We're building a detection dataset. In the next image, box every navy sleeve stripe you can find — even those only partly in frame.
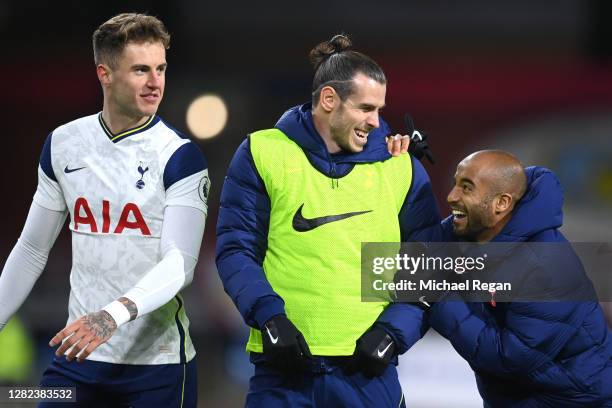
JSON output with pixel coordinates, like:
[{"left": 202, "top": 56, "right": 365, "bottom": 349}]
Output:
[
  {"left": 163, "top": 142, "right": 207, "bottom": 190},
  {"left": 40, "top": 132, "right": 56, "bottom": 182}
]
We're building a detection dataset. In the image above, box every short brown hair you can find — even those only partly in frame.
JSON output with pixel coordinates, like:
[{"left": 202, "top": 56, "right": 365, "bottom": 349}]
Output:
[{"left": 93, "top": 13, "right": 170, "bottom": 68}]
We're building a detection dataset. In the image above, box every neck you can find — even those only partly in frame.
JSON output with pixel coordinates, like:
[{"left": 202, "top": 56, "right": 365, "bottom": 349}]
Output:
[
  {"left": 311, "top": 106, "right": 340, "bottom": 154},
  {"left": 101, "top": 101, "right": 149, "bottom": 135},
  {"left": 476, "top": 212, "right": 512, "bottom": 242}
]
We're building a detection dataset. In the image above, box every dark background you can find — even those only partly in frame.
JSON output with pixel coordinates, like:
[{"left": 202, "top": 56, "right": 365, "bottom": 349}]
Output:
[{"left": 1, "top": 1, "right": 611, "bottom": 406}]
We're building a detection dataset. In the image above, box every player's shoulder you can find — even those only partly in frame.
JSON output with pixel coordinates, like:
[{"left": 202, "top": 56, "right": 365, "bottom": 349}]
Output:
[
  {"left": 157, "top": 118, "right": 208, "bottom": 188},
  {"left": 49, "top": 113, "right": 99, "bottom": 142},
  {"left": 153, "top": 117, "right": 206, "bottom": 160},
  {"left": 52, "top": 113, "right": 98, "bottom": 134},
  {"left": 152, "top": 117, "right": 191, "bottom": 143}
]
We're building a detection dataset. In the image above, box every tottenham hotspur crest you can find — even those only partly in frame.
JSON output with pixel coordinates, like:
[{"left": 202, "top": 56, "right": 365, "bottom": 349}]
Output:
[{"left": 136, "top": 162, "right": 149, "bottom": 189}]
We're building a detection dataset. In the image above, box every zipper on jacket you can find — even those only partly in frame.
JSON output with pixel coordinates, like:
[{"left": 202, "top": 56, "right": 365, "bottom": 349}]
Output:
[{"left": 330, "top": 163, "right": 339, "bottom": 189}]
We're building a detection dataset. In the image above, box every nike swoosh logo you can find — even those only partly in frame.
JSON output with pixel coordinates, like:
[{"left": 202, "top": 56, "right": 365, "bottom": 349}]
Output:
[
  {"left": 292, "top": 204, "right": 372, "bottom": 232},
  {"left": 418, "top": 296, "right": 431, "bottom": 308},
  {"left": 64, "top": 165, "right": 86, "bottom": 174},
  {"left": 265, "top": 326, "right": 279, "bottom": 344},
  {"left": 377, "top": 342, "right": 393, "bottom": 358}
]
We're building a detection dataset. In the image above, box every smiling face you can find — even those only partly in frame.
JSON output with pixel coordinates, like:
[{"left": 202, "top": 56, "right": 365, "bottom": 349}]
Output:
[
  {"left": 447, "top": 157, "right": 499, "bottom": 241},
  {"left": 325, "top": 72, "right": 386, "bottom": 153},
  {"left": 446, "top": 151, "right": 526, "bottom": 242},
  {"left": 102, "top": 41, "right": 167, "bottom": 120}
]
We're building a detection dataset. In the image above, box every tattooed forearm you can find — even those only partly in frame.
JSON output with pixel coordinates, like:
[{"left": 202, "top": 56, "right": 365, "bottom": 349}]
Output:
[
  {"left": 83, "top": 311, "right": 117, "bottom": 341},
  {"left": 118, "top": 297, "right": 138, "bottom": 321}
]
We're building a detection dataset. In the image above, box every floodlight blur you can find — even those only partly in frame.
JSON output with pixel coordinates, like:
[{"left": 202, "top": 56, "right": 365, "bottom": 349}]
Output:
[{"left": 186, "top": 94, "right": 228, "bottom": 139}]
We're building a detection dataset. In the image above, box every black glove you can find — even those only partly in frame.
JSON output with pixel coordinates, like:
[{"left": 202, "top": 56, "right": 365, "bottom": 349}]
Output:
[
  {"left": 345, "top": 325, "right": 396, "bottom": 378},
  {"left": 262, "top": 314, "right": 313, "bottom": 373},
  {"left": 405, "top": 114, "right": 435, "bottom": 164}
]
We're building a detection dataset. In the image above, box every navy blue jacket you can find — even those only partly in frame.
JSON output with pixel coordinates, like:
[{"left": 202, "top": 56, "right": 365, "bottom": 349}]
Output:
[
  {"left": 216, "top": 103, "right": 440, "bottom": 354},
  {"left": 428, "top": 167, "right": 612, "bottom": 407}
]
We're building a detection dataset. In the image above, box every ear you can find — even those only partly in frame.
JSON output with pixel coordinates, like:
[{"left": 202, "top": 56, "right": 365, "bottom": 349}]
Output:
[
  {"left": 96, "top": 64, "right": 112, "bottom": 87},
  {"left": 319, "top": 86, "right": 338, "bottom": 113},
  {"left": 495, "top": 193, "right": 513, "bottom": 214}
]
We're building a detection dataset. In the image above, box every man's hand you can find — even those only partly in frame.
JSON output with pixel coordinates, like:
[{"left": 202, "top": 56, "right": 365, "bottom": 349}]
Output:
[
  {"left": 262, "top": 314, "right": 313, "bottom": 374},
  {"left": 386, "top": 134, "right": 410, "bottom": 157},
  {"left": 345, "top": 325, "right": 396, "bottom": 378},
  {"left": 49, "top": 310, "right": 117, "bottom": 363},
  {"left": 405, "top": 114, "right": 435, "bottom": 164}
]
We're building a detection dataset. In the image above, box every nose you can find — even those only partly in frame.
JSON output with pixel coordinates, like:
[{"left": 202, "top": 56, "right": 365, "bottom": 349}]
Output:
[
  {"left": 147, "top": 71, "right": 162, "bottom": 88},
  {"left": 447, "top": 186, "right": 460, "bottom": 205},
  {"left": 366, "top": 112, "right": 380, "bottom": 129}
]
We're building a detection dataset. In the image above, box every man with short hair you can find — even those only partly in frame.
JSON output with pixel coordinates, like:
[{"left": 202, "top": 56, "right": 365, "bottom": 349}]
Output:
[
  {"left": 0, "top": 13, "right": 208, "bottom": 407},
  {"left": 216, "top": 34, "right": 439, "bottom": 407},
  {"left": 425, "top": 150, "right": 612, "bottom": 407}
]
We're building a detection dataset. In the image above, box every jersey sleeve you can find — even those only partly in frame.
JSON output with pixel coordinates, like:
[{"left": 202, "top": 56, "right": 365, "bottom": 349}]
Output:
[
  {"left": 163, "top": 142, "right": 209, "bottom": 214},
  {"left": 215, "top": 138, "right": 285, "bottom": 328},
  {"left": 32, "top": 133, "right": 67, "bottom": 212},
  {"left": 0, "top": 202, "right": 67, "bottom": 327},
  {"left": 105, "top": 205, "right": 206, "bottom": 326}
]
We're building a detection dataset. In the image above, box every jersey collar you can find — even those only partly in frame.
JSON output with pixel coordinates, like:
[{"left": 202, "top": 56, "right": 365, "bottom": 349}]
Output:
[{"left": 98, "top": 113, "right": 160, "bottom": 143}]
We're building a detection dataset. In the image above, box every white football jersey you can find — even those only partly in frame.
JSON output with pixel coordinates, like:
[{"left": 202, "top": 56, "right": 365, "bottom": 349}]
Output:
[{"left": 33, "top": 113, "right": 208, "bottom": 365}]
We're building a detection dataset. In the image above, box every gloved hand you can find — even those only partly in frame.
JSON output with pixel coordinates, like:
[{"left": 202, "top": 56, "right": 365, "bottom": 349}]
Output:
[
  {"left": 405, "top": 114, "right": 435, "bottom": 164},
  {"left": 262, "top": 314, "right": 313, "bottom": 373},
  {"left": 345, "top": 325, "right": 396, "bottom": 378}
]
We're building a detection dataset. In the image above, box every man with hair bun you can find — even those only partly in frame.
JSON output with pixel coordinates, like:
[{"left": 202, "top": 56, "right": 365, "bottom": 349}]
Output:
[
  {"left": 216, "top": 34, "right": 439, "bottom": 407},
  {"left": 0, "top": 13, "right": 208, "bottom": 407}
]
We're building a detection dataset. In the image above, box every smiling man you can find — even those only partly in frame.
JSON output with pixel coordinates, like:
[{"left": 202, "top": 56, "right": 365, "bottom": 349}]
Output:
[
  {"left": 216, "top": 34, "right": 439, "bottom": 407},
  {"left": 448, "top": 150, "right": 526, "bottom": 243},
  {"left": 0, "top": 13, "right": 208, "bottom": 407},
  {"left": 422, "top": 150, "right": 612, "bottom": 407}
]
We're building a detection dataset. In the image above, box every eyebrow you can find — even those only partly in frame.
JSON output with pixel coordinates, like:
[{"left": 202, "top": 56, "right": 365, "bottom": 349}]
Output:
[
  {"left": 358, "top": 103, "right": 385, "bottom": 110},
  {"left": 131, "top": 63, "right": 168, "bottom": 70},
  {"left": 458, "top": 177, "right": 475, "bottom": 186}
]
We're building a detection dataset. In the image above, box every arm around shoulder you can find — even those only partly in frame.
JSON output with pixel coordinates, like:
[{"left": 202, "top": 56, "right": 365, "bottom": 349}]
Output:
[{"left": 399, "top": 156, "right": 442, "bottom": 242}]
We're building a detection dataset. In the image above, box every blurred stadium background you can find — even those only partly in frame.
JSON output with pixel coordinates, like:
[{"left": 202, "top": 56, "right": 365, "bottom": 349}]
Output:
[{"left": 1, "top": 1, "right": 611, "bottom": 406}]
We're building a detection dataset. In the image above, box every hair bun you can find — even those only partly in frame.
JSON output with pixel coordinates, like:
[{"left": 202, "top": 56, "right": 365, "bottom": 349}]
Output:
[
  {"left": 309, "top": 33, "right": 352, "bottom": 70},
  {"left": 329, "top": 34, "right": 352, "bottom": 52}
]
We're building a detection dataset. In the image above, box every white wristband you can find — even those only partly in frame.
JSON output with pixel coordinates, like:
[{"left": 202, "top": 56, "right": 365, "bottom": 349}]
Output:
[{"left": 102, "top": 300, "right": 131, "bottom": 327}]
